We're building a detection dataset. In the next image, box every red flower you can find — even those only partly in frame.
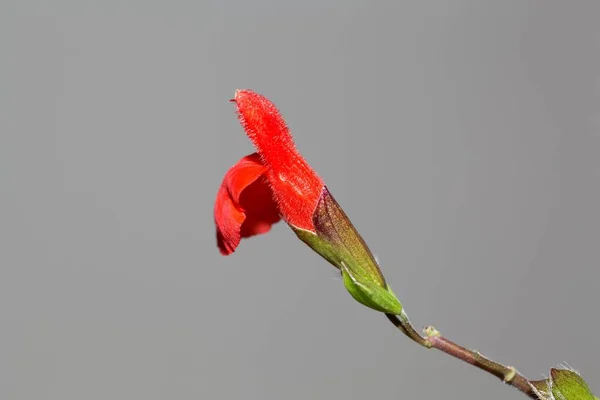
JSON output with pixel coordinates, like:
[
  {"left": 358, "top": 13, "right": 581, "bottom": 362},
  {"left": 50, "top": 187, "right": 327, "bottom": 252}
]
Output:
[
  {"left": 214, "top": 89, "right": 324, "bottom": 255},
  {"left": 214, "top": 89, "right": 402, "bottom": 314}
]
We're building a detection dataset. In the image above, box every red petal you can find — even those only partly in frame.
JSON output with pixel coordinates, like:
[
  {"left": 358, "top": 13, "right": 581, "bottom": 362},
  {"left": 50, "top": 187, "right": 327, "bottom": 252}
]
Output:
[
  {"left": 233, "top": 90, "right": 324, "bottom": 232},
  {"left": 214, "top": 153, "right": 281, "bottom": 255}
]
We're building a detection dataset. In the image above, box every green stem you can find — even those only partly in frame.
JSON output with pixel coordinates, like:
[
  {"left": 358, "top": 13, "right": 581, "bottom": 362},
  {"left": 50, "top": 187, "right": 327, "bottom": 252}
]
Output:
[{"left": 385, "top": 312, "right": 538, "bottom": 399}]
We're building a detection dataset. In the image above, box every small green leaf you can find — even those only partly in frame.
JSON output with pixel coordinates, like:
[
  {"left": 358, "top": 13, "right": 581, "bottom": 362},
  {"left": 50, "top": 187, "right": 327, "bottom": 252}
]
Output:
[{"left": 550, "top": 368, "right": 595, "bottom": 400}]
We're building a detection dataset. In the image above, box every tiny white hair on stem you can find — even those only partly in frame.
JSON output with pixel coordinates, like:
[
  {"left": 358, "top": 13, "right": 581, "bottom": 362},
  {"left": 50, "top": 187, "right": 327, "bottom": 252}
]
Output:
[{"left": 529, "top": 381, "right": 553, "bottom": 400}]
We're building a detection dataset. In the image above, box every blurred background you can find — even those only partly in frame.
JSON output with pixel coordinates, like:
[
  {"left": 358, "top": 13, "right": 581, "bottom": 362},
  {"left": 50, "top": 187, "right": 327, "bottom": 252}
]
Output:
[{"left": 1, "top": 1, "right": 599, "bottom": 399}]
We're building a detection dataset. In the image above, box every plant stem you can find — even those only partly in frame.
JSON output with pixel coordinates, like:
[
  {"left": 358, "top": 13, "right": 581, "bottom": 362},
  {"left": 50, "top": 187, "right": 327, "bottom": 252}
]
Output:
[{"left": 385, "top": 312, "right": 538, "bottom": 399}]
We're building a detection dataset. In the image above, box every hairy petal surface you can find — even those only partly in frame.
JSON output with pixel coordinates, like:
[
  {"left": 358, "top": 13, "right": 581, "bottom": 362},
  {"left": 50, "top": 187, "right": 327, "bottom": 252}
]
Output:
[{"left": 233, "top": 89, "right": 324, "bottom": 232}]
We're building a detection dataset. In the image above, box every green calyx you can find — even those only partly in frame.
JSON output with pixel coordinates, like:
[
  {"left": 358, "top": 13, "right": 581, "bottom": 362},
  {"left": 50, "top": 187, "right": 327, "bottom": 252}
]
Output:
[
  {"left": 291, "top": 186, "right": 402, "bottom": 315},
  {"left": 340, "top": 261, "right": 402, "bottom": 314}
]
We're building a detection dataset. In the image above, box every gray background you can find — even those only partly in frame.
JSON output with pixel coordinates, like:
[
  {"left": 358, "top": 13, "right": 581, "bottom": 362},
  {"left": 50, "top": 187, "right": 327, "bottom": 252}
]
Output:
[{"left": 1, "top": 1, "right": 599, "bottom": 399}]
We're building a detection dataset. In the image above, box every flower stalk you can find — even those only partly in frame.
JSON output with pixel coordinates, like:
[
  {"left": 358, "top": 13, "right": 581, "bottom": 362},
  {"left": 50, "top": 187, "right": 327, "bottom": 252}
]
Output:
[{"left": 385, "top": 312, "right": 538, "bottom": 399}]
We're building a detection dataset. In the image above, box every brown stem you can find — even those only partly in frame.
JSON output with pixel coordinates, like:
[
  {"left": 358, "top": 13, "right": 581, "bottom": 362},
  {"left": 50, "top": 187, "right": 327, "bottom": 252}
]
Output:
[{"left": 385, "top": 313, "right": 538, "bottom": 399}]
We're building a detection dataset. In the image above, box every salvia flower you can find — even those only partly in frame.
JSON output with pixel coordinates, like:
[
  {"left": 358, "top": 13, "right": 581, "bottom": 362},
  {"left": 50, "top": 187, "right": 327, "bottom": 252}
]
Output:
[{"left": 214, "top": 89, "right": 402, "bottom": 315}]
